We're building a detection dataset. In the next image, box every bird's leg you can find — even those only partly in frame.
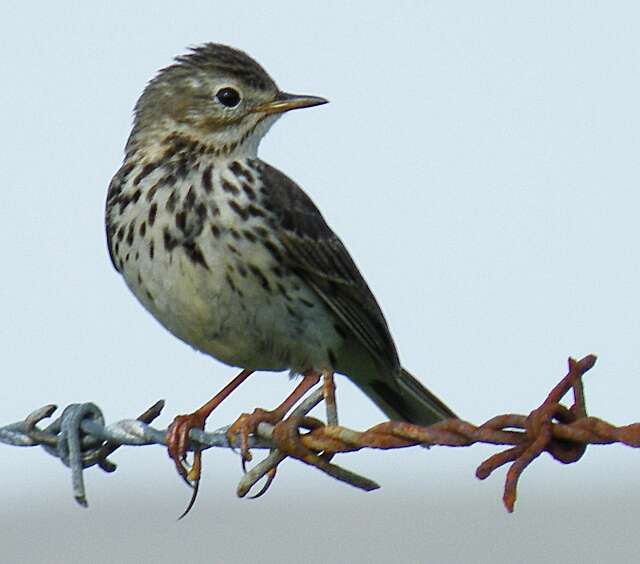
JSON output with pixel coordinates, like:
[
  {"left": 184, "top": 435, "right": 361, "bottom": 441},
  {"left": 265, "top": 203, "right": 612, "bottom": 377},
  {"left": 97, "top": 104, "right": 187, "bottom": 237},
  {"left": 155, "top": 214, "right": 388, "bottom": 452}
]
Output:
[
  {"left": 322, "top": 370, "right": 338, "bottom": 426},
  {"left": 167, "top": 368, "right": 254, "bottom": 484},
  {"left": 227, "top": 370, "right": 321, "bottom": 466}
]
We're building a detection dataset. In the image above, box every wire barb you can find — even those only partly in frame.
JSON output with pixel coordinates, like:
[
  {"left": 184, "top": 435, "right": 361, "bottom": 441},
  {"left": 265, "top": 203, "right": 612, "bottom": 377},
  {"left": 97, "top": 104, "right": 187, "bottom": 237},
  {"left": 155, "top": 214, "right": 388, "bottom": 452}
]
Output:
[{"left": 2, "top": 354, "right": 638, "bottom": 512}]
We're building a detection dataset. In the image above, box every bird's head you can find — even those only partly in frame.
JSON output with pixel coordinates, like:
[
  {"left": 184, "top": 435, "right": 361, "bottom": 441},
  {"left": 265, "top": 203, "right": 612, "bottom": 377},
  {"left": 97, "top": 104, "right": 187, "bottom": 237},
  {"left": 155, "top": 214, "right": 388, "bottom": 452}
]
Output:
[{"left": 127, "top": 43, "right": 327, "bottom": 158}]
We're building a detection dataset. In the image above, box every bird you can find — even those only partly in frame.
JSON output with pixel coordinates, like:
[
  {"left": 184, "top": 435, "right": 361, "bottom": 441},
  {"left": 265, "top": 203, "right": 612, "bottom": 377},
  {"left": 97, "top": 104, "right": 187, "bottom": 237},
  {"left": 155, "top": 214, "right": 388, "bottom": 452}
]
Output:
[{"left": 105, "top": 43, "right": 456, "bottom": 486}]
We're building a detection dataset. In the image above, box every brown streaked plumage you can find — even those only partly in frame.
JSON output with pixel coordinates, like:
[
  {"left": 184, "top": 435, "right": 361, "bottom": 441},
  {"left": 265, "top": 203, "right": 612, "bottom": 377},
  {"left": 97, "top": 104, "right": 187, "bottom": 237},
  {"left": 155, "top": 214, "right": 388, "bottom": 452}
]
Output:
[{"left": 106, "top": 43, "right": 456, "bottom": 492}]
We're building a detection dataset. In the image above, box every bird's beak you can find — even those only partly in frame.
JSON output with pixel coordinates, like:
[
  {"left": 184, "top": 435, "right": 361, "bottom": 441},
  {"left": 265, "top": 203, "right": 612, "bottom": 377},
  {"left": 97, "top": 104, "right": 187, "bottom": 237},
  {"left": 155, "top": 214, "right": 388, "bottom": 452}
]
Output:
[{"left": 251, "top": 92, "right": 329, "bottom": 115}]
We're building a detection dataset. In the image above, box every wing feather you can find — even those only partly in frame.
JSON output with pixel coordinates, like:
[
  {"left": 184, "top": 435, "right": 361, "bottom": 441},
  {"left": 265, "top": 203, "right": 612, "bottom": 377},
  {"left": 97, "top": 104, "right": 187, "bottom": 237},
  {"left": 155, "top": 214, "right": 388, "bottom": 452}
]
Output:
[{"left": 260, "top": 162, "right": 400, "bottom": 370}]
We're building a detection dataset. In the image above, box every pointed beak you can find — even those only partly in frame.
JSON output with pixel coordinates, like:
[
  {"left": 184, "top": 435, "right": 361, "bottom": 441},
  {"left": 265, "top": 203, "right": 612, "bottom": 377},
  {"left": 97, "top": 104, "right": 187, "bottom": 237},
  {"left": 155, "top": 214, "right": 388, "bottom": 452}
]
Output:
[{"left": 251, "top": 92, "right": 329, "bottom": 115}]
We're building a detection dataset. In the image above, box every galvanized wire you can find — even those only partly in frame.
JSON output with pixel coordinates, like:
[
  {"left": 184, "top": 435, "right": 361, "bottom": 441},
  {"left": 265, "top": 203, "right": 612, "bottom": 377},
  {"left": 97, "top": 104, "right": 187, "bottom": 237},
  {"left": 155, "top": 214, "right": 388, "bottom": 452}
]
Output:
[{"left": 0, "top": 395, "right": 284, "bottom": 506}]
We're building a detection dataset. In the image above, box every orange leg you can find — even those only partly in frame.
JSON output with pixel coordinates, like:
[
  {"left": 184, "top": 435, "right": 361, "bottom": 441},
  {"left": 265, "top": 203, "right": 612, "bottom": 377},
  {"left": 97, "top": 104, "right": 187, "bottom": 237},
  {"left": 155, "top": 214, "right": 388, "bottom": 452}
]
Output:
[
  {"left": 167, "top": 368, "right": 254, "bottom": 483},
  {"left": 227, "top": 370, "right": 321, "bottom": 465},
  {"left": 322, "top": 370, "right": 338, "bottom": 426}
]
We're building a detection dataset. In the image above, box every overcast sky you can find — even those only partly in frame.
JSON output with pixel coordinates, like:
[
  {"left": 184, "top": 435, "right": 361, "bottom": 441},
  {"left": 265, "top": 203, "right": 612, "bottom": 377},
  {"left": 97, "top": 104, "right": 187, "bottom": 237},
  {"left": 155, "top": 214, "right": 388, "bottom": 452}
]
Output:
[{"left": 2, "top": 2, "right": 640, "bottom": 563}]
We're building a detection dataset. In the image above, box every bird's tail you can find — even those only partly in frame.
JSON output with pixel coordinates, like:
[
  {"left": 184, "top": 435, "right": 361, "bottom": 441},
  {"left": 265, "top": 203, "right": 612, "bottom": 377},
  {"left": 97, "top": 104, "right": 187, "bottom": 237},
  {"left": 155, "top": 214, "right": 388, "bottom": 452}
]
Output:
[{"left": 359, "top": 367, "right": 456, "bottom": 426}]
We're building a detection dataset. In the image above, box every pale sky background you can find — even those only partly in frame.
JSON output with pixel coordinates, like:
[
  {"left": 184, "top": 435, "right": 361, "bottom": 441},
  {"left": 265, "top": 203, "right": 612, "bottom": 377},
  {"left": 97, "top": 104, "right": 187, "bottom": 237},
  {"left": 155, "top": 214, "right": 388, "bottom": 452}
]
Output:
[{"left": 2, "top": 2, "right": 640, "bottom": 563}]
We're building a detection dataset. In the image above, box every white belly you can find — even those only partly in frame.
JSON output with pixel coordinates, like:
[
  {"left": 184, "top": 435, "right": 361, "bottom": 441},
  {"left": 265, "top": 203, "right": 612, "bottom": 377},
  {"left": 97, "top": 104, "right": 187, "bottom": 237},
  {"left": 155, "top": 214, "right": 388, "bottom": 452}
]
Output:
[{"left": 121, "top": 213, "right": 341, "bottom": 374}]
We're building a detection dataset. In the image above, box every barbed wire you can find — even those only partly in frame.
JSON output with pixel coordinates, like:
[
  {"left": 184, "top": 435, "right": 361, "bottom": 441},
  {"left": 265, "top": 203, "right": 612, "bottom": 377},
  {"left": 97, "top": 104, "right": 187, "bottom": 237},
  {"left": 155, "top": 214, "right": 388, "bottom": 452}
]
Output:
[{"left": 2, "top": 354, "right": 638, "bottom": 512}]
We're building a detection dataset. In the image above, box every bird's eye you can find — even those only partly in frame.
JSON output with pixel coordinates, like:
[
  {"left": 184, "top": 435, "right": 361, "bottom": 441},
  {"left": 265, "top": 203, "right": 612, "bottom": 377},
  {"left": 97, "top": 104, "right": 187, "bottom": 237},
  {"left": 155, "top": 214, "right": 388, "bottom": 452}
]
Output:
[{"left": 215, "top": 87, "right": 241, "bottom": 108}]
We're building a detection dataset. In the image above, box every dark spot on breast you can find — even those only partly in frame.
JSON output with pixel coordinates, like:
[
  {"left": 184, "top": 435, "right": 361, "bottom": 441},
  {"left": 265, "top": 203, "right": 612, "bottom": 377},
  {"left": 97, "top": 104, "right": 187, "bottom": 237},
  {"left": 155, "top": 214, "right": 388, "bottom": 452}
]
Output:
[
  {"left": 262, "top": 240, "right": 282, "bottom": 261},
  {"left": 210, "top": 203, "right": 220, "bottom": 216},
  {"left": 118, "top": 162, "right": 135, "bottom": 182},
  {"left": 116, "top": 225, "right": 125, "bottom": 242},
  {"left": 149, "top": 239, "right": 155, "bottom": 259},
  {"left": 241, "top": 165, "right": 254, "bottom": 183},
  {"left": 149, "top": 203, "right": 158, "bottom": 226},
  {"left": 166, "top": 191, "right": 177, "bottom": 213},
  {"left": 222, "top": 179, "right": 240, "bottom": 195},
  {"left": 161, "top": 144, "right": 178, "bottom": 162},
  {"left": 254, "top": 226, "right": 269, "bottom": 239},
  {"left": 247, "top": 204, "right": 265, "bottom": 218},
  {"left": 126, "top": 221, "right": 136, "bottom": 246},
  {"left": 196, "top": 202, "right": 207, "bottom": 220},
  {"left": 146, "top": 180, "right": 161, "bottom": 202},
  {"left": 237, "top": 263, "right": 248, "bottom": 277},
  {"left": 241, "top": 182, "right": 256, "bottom": 201},
  {"left": 248, "top": 264, "right": 271, "bottom": 292},
  {"left": 230, "top": 161, "right": 243, "bottom": 177},
  {"left": 175, "top": 156, "right": 189, "bottom": 179},
  {"left": 139, "top": 221, "right": 146, "bottom": 237},
  {"left": 225, "top": 272, "right": 238, "bottom": 293},
  {"left": 183, "top": 241, "right": 209, "bottom": 270},
  {"left": 242, "top": 230, "right": 257, "bottom": 243},
  {"left": 145, "top": 289, "right": 154, "bottom": 302},
  {"left": 131, "top": 189, "right": 141, "bottom": 203},
  {"left": 230, "top": 161, "right": 256, "bottom": 183},
  {"left": 202, "top": 166, "right": 213, "bottom": 193},
  {"left": 227, "top": 243, "right": 240, "bottom": 256},
  {"left": 185, "top": 185, "right": 196, "bottom": 208},
  {"left": 118, "top": 194, "right": 131, "bottom": 214},
  {"left": 134, "top": 162, "right": 158, "bottom": 185},
  {"left": 230, "top": 228, "right": 242, "bottom": 240},
  {"left": 175, "top": 210, "right": 186, "bottom": 233},
  {"left": 228, "top": 200, "right": 249, "bottom": 221},
  {"left": 163, "top": 228, "right": 178, "bottom": 251},
  {"left": 166, "top": 133, "right": 187, "bottom": 152},
  {"left": 211, "top": 224, "right": 221, "bottom": 238}
]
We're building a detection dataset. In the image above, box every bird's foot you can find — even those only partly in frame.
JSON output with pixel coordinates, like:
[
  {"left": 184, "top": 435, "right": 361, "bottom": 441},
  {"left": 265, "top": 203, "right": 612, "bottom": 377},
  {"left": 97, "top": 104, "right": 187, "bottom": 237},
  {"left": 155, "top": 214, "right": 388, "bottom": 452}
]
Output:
[
  {"left": 166, "top": 411, "right": 207, "bottom": 485},
  {"left": 271, "top": 413, "right": 326, "bottom": 459},
  {"left": 227, "top": 407, "right": 284, "bottom": 468}
]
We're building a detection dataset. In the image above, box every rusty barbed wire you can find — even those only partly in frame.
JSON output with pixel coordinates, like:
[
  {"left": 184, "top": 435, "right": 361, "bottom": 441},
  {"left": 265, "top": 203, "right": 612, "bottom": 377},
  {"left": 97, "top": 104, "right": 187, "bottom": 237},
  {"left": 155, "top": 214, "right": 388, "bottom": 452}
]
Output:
[{"left": 2, "top": 354, "right": 638, "bottom": 512}]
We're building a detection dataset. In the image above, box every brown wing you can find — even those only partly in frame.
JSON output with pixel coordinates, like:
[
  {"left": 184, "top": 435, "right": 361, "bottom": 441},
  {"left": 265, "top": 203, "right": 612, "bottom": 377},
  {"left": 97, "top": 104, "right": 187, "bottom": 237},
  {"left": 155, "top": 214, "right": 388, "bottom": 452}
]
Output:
[{"left": 259, "top": 162, "right": 400, "bottom": 371}]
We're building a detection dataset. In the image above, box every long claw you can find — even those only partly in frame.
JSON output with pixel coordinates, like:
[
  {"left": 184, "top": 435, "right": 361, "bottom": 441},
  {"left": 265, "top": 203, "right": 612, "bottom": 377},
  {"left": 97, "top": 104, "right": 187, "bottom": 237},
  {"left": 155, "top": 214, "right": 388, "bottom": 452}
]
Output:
[
  {"left": 248, "top": 467, "right": 277, "bottom": 499},
  {"left": 178, "top": 476, "right": 201, "bottom": 520}
]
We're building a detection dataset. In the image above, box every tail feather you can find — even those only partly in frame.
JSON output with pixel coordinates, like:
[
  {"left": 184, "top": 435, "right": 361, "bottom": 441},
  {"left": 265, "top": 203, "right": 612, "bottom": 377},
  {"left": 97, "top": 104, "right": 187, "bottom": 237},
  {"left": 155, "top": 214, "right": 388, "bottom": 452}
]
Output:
[{"left": 362, "top": 368, "right": 456, "bottom": 426}]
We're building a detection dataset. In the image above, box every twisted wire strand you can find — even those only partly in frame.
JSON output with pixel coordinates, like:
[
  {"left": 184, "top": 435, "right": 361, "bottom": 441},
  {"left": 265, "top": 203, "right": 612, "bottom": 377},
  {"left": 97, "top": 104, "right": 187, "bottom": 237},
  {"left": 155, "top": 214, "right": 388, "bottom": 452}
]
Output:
[{"left": 2, "top": 354, "right": 638, "bottom": 512}]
